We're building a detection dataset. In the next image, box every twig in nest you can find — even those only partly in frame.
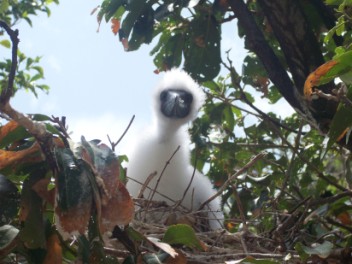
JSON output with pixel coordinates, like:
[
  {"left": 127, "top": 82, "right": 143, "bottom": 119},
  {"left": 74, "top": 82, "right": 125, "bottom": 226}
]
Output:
[
  {"left": 138, "top": 171, "right": 157, "bottom": 199},
  {"left": 174, "top": 158, "right": 197, "bottom": 210},
  {"left": 108, "top": 115, "right": 135, "bottom": 151}
]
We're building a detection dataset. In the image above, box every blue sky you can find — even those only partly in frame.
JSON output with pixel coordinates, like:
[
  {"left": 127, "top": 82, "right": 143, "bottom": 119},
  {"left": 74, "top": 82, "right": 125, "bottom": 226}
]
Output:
[{"left": 8, "top": 0, "right": 291, "bottom": 153}]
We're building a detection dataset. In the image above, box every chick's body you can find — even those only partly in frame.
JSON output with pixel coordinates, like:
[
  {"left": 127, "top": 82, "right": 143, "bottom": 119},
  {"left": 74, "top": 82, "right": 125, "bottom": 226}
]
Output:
[{"left": 126, "top": 69, "right": 223, "bottom": 229}]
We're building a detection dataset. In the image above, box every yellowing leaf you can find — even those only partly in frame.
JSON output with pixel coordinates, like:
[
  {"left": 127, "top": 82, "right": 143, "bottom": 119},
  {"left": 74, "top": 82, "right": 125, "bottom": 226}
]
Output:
[
  {"left": 304, "top": 50, "right": 352, "bottom": 100},
  {"left": 304, "top": 60, "right": 338, "bottom": 99},
  {"left": 0, "top": 142, "right": 43, "bottom": 170},
  {"left": 0, "top": 39, "right": 11, "bottom": 48},
  {"left": 0, "top": 121, "right": 19, "bottom": 142},
  {"left": 111, "top": 18, "right": 120, "bottom": 35}
]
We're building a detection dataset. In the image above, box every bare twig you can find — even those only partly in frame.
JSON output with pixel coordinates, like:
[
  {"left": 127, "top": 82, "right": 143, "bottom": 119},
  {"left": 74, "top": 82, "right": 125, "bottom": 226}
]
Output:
[
  {"left": 231, "top": 184, "right": 247, "bottom": 230},
  {"left": 149, "top": 145, "right": 180, "bottom": 202},
  {"left": 137, "top": 171, "right": 158, "bottom": 199},
  {"left": 174, "top": 157, "right": 197, "bottom": 209},
  {"left": 108, "top": 115, "right": 135, "bottom": 151}
]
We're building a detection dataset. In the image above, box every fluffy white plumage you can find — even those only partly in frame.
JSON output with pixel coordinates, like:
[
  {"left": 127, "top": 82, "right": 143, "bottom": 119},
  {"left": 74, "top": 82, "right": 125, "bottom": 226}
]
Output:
[{"left": 126, "top": 69, "right": 223, "bottom": 229}]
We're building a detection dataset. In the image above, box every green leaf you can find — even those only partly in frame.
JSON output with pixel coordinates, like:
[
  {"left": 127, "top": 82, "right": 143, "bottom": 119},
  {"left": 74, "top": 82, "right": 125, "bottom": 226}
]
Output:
[
  {"left": 327, "top": 86, "right": 352, "bottom": 148},
  {"left": 128, "top": 6, "right": 154, "bottom": 51},
  {"left": 119, "top": 1, "right": 147, "bottom": 43},
  {"left": 0, "top": 225, "right": 19, "bottom": 250},
  {"left": 0, "top": 0, "right": 9, "bottom": 14},
  {"left": 234, "top": 257, "right": 281, "bottom": 263},
  {"left": 99, "top": 0, "right": 126, "bottom": 22},
  {"left": 20, "top": 173, "right": 47, "bottom": 249},
  {"left": 162, "top": 224, "right": 205, "bottom": 250},
  {"left": 0, "top": 39, "right": 11, "bottom": 48},
  {"left": 295, "top": 242, "right": 310, "bottom": 261},
  {"left": 153, "top": 33, "right": 184, "bottom": 69},
  {"left": 184, "top": 14, "right": 221, "bottom": 81}
]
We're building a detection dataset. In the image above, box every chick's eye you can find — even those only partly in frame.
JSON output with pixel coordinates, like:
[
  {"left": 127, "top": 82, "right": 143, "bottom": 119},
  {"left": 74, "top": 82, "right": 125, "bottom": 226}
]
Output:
[{"left": 160, "top": 90, "right": 168, "bottom": 102}]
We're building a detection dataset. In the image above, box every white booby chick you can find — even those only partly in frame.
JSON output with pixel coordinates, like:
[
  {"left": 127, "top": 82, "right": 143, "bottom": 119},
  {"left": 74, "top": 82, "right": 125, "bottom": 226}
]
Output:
[{"left": 126, "top": 69, "right": 223, "bottom": 229}]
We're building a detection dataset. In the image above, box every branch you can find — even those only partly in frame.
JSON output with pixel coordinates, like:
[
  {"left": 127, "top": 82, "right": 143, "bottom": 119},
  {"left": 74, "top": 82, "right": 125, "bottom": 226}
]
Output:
[
  {"left": 0, "top": 21, "right": 57, "bottom": 171},
  {"left": 108, "top": 115, "right": 135, "bottom": 151},
  {"left": 227, "top": 0, "right": 305, "bottom": 114},
  {"left": 0, "top": 20, "right": 19, "bottom": 104},
  {"left": 199, "top": 151, "right": 267, "bottom": 210}
]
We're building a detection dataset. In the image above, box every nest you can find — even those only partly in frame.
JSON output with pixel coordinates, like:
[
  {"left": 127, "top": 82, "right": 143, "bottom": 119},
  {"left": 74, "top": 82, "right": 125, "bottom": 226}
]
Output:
[{"left": 106, "top": 198, "right": 304, "bottom": 264}]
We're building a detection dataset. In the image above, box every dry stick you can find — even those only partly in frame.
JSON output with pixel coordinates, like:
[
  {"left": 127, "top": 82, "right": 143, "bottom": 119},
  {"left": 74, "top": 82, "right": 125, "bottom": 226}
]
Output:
[
  {"left": 174, "top": 158, "right": 197, "bottom": 209},
  {"left": 145, "top": 146, "right": 181, "bottom": 211},
  {"left": 231, "top": 184, "right": 247, "bottom": 230},
  {"left": 199, "top": 152, "right": 267, "bottom": 211},
  {"left": 108, "top": 114, "right": 135, "bottom": 152},
  {"left": 137, "top": 171, "right": 157, "bottom": 199},
  {"left": 127, "top": 176, "right": 179, "bottom": 204}
]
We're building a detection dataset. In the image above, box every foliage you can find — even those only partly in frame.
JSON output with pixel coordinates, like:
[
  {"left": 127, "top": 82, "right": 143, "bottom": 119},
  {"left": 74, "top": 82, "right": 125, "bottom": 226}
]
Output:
[
  {"left": 96, "top": 0, "right": 352, "bottom": 262},
  {"left": 1, "top": 0, "right": 352, "bottom": 263},
  {"left": 0, "top": 0, "right": 58, "bottom": 98},
  {"left": 97, "top": 0, "right": 222, "bottom": 81}
]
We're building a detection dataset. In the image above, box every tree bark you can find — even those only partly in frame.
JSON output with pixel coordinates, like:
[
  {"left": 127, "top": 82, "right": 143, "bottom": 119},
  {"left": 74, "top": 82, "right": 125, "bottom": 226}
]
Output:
[{"left": 228, "top": 0, "right": 341, "bottom": 137}]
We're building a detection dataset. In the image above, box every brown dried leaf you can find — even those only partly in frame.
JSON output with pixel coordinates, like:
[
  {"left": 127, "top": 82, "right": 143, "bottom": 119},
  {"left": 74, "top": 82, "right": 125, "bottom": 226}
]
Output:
[
  {"left": 165, "top": 249, "right": 187, "bottom": 264},
  {"left": 43, "top": 233, "right": 62, "bottom": 264},
  {"left": 32, "top": 178, "right": 55, "bottom": 205},
  {"left": 100, "top": 181, "right": 134, "bottom": 233},
  {"left": 55, "top": 202, "right": 91, "bottom": 240},
  {"left": 194, "top": 35, "right": 206, "bottom": 48}
]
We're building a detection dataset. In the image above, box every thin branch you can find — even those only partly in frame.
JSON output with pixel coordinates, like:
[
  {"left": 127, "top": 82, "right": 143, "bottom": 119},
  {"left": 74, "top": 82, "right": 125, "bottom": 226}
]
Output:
[
  {"left": 145, "top": 146, "right": 181, "bottom": 212},
  {"left": 108, "top": 114, "right": 135, "bottom": 151},
  {"left": 174, "top": 157, "right": 198, "bottom": 209},
  {"left": 0, "top": 20, "right": 19, "bottom": 104},
  {"left": 137, "top": 171, "right": 157, "bottom": 199},
  {"left": 199, "top": 151, "right": 267, "bottom": 210},
  {"left": 231, "top": 184, "right": 247, "bottom": 230}
]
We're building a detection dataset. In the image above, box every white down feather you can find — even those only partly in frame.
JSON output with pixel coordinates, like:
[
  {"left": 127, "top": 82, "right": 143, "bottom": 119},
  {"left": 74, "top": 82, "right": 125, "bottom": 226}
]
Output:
[{"left": 126, "top": 69, "right": 223, "bottom": 229}]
